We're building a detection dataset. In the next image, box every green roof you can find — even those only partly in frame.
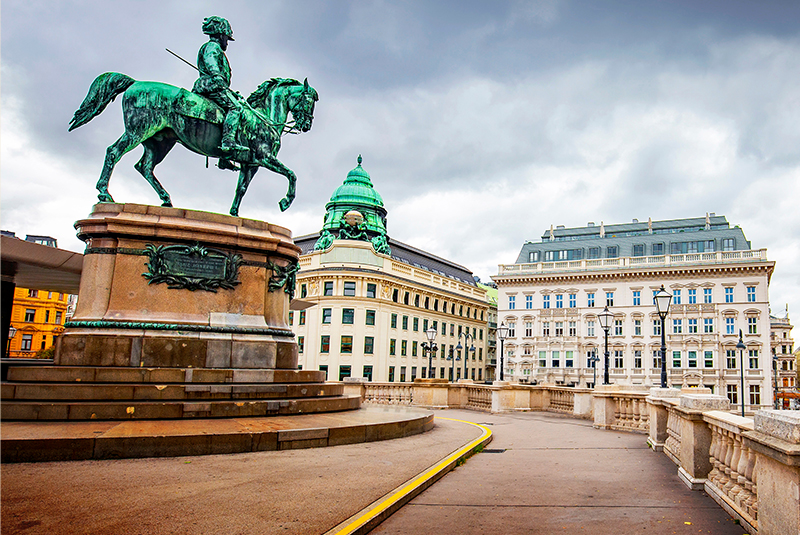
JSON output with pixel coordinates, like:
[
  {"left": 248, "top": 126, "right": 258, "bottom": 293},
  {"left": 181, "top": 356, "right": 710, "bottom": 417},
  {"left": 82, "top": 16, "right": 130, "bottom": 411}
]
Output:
[{"left": 327, "top": 155, "right": 384, "bottom": 208}]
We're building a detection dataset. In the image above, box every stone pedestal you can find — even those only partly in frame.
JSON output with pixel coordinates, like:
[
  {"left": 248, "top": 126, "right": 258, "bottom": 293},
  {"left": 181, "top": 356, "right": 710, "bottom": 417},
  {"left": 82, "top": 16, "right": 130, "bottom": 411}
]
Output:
[{"left": 56, "top": 203, "right": 301, "bottom": 369}]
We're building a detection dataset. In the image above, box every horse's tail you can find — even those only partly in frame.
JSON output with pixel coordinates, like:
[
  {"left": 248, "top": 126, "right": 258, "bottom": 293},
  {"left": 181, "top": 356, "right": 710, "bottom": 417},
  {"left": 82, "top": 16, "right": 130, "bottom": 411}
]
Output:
[{"left": 68, "top": 72, "right": 135, "bottom": 131}]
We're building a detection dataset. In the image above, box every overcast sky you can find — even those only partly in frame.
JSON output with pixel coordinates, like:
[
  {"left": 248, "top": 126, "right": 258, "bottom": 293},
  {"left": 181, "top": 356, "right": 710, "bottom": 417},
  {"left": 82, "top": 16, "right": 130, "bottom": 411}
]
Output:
[{"left": 2, "top": 0, "right": 799, "bottom": 318}]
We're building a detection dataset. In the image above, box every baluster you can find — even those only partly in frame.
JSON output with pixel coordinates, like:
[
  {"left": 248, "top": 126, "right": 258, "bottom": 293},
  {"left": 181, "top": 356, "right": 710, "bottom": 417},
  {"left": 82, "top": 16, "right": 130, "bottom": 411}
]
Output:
[
  {"left": 707, "top": 425, "right": 722, "bottom": 486},
  {"left": 716, "top": 431, "right": 732, "bottom": 490},
  {"left": 725, "top": 433, "right": 742, "bottom": 498},
  {"left": 746, "top": 451, "right": 757, "bottom": 520}
]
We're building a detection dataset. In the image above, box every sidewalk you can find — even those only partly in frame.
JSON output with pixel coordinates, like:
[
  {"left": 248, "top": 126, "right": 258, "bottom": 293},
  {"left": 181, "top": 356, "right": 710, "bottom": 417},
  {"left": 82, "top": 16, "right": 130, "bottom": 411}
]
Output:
[{"left": 372, "top": 410, "right": 746, "bottom": 535}]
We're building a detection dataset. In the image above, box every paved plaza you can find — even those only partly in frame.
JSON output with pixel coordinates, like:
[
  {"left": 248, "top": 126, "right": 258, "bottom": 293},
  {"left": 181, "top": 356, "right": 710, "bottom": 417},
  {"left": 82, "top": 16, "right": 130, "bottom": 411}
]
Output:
[{"left": 2, "top": 410, "right": 744, "bottom": 534}]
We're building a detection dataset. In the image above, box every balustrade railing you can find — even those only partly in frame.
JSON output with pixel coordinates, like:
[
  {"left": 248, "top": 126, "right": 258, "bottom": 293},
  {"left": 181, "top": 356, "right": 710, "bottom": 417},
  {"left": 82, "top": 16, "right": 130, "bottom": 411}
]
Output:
[
  {"left": 610, "top": 394, "right": 650, "bottom": 433},
  {"left": 465, "top": 385, "right": 492, "bottom": 412},
  {"left": 664, "top": 403, "right": 682, "bottom": 464},
  {"left": 548, "top": 388, "right": 574, "bottom": 413},
  {"left": 363, "top": 383, "right": 413, "bottom": 405}
]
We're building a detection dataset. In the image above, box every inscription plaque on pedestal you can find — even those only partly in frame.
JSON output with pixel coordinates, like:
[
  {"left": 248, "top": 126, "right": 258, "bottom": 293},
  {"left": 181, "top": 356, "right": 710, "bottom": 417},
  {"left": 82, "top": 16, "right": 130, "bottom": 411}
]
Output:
[{"left": 143, "top": 243, "right": 242, "bottom": 292}]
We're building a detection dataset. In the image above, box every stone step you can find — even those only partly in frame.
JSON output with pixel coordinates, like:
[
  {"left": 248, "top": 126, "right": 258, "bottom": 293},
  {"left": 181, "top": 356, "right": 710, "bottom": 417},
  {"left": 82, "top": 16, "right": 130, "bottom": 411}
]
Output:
[
  {"left": 1, "top": 382, "right": 344, "bottom": 402},
  {"left": 1, "top": 394, "right": 361, "bottom": 421},
  {"left": 5, "top": 366, "right": 325, "bottom": 385}
]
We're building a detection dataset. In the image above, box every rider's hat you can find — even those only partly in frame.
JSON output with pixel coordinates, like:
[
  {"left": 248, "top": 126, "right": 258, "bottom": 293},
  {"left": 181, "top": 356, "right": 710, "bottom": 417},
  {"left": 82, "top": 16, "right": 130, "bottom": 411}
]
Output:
[{"left": 202, "top": 16, "right": 234, "bottom": 41}]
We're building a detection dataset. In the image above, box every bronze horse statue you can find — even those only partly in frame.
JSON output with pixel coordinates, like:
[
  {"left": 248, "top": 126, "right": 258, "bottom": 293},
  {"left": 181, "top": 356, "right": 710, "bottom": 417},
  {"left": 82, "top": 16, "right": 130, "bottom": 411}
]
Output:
[{"left": 69, "top": 73, "right": 318, "bottom": 215}]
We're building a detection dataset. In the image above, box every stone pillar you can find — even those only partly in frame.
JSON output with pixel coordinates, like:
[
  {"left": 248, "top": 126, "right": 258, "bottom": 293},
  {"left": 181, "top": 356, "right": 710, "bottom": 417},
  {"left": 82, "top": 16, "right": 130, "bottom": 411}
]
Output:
[
  {"left": 572, "top": 391, "right": 593, "bottom": 419},
  {"left": 677, "top": 394, "right": 730, "bottom": 490},
  {"left": 592, "top": 385, "right": 620, "bottom": 430},
  {"left": 646, "top": 387, "right": 680, "bottom": 451},
  {"left": 744, "top": 410, "right": 800, "bottom": 535},
  {"left": 412, "top": 379, "right": 450, "bottom": 409}
]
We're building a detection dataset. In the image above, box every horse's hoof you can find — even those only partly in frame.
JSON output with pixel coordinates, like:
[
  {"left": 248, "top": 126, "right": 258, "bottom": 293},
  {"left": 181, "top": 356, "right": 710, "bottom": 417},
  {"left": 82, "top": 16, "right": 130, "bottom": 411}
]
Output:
[
  {"left": 161, "top": 201, "right": 173, "bottom": 207},
  {"left": 279, "top": 199, "right": 290, "bottom": 212},
  {"left": 230, "top": 208, "right": 239, "bottom": 217},
  {"left": 97, "top": 193, "right": 114, "bottom": 203}
]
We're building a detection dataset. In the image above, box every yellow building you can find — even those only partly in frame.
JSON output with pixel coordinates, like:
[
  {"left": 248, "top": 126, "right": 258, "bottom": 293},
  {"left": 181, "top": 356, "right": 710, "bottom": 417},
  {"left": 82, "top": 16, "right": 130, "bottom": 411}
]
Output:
[{"left": 8, "top": 287, "right": 71, "bottom": 358}]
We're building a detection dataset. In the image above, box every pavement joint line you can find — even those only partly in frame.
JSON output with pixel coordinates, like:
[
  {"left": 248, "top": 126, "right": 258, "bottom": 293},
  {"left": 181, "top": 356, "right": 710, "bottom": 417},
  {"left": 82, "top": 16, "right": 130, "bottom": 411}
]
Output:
[
  {"left": 324, "top": 416, "right": 492, "bottom": 535},
  {"left": 402, "top": 503, "right": 726, "bottom": 509}
]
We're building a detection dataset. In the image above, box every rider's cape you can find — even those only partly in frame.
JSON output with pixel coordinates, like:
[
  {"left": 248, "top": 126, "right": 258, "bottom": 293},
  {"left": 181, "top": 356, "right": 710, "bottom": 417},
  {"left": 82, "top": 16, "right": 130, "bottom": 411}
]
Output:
[{"left": 174, "top": 88, "right": 225, "bottom": 124}]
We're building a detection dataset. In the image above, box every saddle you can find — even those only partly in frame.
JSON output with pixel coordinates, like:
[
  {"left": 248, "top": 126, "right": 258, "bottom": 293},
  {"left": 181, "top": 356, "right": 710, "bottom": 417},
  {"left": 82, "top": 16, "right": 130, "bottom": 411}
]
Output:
[{"left": 174, "top": 88, "right": 226, "bottom": 124}]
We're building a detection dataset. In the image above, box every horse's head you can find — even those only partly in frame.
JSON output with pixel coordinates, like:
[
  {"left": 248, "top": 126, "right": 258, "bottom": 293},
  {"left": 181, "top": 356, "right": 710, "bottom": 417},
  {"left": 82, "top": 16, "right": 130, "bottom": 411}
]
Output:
[{"left": 287, "top": 78, "right": 318, "bottom": 132}]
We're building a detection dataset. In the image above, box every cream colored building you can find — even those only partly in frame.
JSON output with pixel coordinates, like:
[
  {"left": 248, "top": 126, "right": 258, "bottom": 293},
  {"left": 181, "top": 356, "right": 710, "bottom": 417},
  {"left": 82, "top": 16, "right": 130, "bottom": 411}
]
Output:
[
  {"left": 770, "top": 312, "right": 795, "bottom": 402},
  {"left": 291, "top": 157, "right": 488, "bottom": 383},
  {"left": 493, "top": 215, "right": 776, "bottom": 412}
]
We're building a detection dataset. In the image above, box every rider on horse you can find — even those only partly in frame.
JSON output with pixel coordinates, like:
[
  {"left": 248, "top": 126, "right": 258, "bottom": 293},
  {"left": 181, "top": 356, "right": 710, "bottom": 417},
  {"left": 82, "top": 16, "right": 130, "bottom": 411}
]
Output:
[{"left": 192, "top": 16, "right": 249, "bottom": 168}]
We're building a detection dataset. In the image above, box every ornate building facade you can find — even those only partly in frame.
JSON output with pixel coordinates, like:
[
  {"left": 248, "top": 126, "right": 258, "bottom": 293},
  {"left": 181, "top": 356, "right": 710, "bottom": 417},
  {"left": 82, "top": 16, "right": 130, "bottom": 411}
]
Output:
[
  {"left": 292, "top": 157, "right": 488, "bottom": 382},
  {"left": 493, "top": 215, "right": 776, "bottom": 412}
]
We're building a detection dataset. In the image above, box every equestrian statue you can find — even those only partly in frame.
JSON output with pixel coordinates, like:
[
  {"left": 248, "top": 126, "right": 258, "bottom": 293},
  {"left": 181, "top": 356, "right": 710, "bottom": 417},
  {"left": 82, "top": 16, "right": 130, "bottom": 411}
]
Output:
[{"left": 68, "top": 16, "right": 318, "bottom": 216}]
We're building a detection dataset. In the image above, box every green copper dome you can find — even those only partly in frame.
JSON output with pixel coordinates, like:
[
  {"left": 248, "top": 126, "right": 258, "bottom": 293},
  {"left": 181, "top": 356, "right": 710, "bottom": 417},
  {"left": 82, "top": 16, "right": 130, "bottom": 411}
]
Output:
[{"left": 327, "top": 155, "right": 385, "bottom": 208}]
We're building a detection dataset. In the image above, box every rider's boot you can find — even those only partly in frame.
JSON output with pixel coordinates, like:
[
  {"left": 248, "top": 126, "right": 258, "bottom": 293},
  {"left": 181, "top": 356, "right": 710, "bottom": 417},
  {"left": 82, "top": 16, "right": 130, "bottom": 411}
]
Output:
[{"left": 221, "top": 108, "right": 249, "bottom": 160}]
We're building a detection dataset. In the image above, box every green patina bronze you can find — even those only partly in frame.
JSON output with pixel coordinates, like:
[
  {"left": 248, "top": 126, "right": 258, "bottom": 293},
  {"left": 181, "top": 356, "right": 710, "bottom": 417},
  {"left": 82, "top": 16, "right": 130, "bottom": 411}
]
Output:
[
  {"left": 64, "top": 320, "right": 294, "bottom": 337},
  {"left": 68, "top": 16, "right": 319, "bottom": 216},
  {"left": 313, "top": 155, "right": 391, "bottom": 255},
  {"left": 266, "top": 260, "right": 300, "bottom": 300},
  {"left": 143, "top": 243, "right": 243, "bottom": 292}
]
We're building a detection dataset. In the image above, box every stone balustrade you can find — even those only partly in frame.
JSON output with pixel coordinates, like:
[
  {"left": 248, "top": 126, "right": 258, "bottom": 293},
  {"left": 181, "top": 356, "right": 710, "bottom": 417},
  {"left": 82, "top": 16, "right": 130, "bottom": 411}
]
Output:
[{"left": 592, "top": 385, "right": 651, "bottom": 434}]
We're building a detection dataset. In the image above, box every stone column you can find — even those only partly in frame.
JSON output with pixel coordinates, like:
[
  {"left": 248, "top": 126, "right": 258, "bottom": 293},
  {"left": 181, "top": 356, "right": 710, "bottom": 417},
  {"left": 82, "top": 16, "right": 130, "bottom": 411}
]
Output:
[
  {"left": 677, "top": 394, "right": 731, "bottom": 490},
  {"left": 646, "top": 387, "right": 680, "bottom": 451}
]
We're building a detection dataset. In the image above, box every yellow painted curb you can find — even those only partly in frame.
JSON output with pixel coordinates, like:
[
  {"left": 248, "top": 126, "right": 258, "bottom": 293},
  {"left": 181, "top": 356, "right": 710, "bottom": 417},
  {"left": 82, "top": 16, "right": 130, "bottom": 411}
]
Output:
[{"left": 325, "top": 416, "right": 493, "bottom": 535}]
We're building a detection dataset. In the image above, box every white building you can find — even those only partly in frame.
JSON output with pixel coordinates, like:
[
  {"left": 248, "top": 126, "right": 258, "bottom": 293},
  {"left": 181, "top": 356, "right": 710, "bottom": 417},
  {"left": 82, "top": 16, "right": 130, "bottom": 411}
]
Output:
[{"left": 493, "top": 215, "right": 776, "bottom": 412}]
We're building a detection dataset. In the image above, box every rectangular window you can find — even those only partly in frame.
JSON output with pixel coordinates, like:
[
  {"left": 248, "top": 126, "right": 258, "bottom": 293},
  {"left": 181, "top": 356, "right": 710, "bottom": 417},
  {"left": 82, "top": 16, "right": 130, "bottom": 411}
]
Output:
[
  {"left": 24, "top": 309, "right": 35, "bottom": 322},
  {"left": 339, "top": 365, "right": 351, "bottom": 381},
  {"left": 343, "top": 281, "right": 356, "bottom": 296},
  {"left": 423, "top": 319, "right": 429, "bottom": 331},
  {"left": 748, "top": 317, "right": 757, "bottom": 334},
  {"left": 633, "top": 244, "right": 645, "bottom": 257},
  {"left": 366, "top": 310, "right": 376, "bottom": 326},
  {"left": 726, "top": 349, "right": 736, "bottom": 369},
  {"left": 633, "top": 291, "right": 641, "bottom": 306},
  {"left": 569, "top": 321, "right": 577, "bottom": 336},
  {"left": 401, "top": 340, "right": 407, "bottom": 356},
  {"left": 634, "top": 319, "right": 642, "bottom": 336},
  {"left": 298, "top": 336, "right": 304, "bottom": 353},
  {"left": 402, "top": 316, "right": 409, "bottom": 330},
  {"left": 551, "top": 351, "right": 560, "bottom": 368},
  {"left": 324, "top": 281, "right": 334, "bottom": 296},
  {"left": 525, "top": 295, "right": 533, "bottom": 309},
  {"left": 688, "top": 351, "right": 697, "bottom": 368},
  {"left": 746, "top": 286, "right": 756, "bottom": 302},
  {"left": 652, "top": 243, "right": 664, "bottom": 256},
  {"left": 634, "top": 350, "right": 642, "bottom": 369},
  {"left": 587, "top": 293, "right": 595, "bottom": 307},
  {"left": 388, "top": 366, "right": 395, "bottom": 382},
  {"left": 653, "top": 320, "right": 662, "bottom": 336},
  {"left": 704, "top": 318, "right": 714, "bottom": 333},
  {"left": 614, "top": 351, "right": 624, "bottom": 369},
  {"left": 21, "top": 334, "right": 32, "bottom": 350},
  {"left": 653, "top": 351, "right": 662, "bottom": 368},
  {"left": 411, "top": 367, "right": 417, "bottom": 381},
  {"left": 301, "top": 284, "right": 308, "bottom": 298},
  {"left": 688, "top": 318, "right": 698, "bottom": 334},
  {"left": 508, "top": 322, "right": 516, "bottom": 337},
  {"left": 727, "top": 384, "right": 738, "bottom": 404},
  {"left": 704, "top": 288, "right": 712, "bottom": 304},
  {"left": 366, "top": 283, "right": 377, "bottom": 298},
  {"left": 673, "top": 289, "right": 681, "bottom": 305},
  {"left": 400, "top": 367, "right": 407, "bottom": 382},
  {"left": 555, "top": 322, "right": 564, "bottom": 336},
  {"left": 320, "top": 335, "right": 330, "bottom": 353},
  {"left": 342, "top": 308, "right": 355, "bottom": 324},
  {"left": 673, "top": 319, "right": 682, "bottom": 334},
  {"left": 391, "top": 313, "right": 398, "bottom": 328},
  {"left": 613, "top": 319, "right": 623, "bottom": 336},
  {"left": 555, "top": 294, "right": 563, "bottom": 309},
  {"left": 524, "top": 322, "right": 533, "bottom": 337},
  {"left": 725, "top": 317, "right": 735, "bottom": 335},
  {"left": 441, "top": 322, "right": 447, "bottom": 336},
  {"left": 341, "top": 336, "right": 353, "bottom": 353},
  {"left": 588, "top": 247, "right": 601, "bottom": 259},
  {"left": 673, "top": 351, "right": 681, "bottom": 368},
  {"left": 565, "top": 351, "right": 574, "bottom": 368},
  {"left": 299, "top": 311, "right": 306, "bottom": 325},
  {"left": 320, "top": 365, "right": 328, "bottom": 380},
  {"left": 412, "top": 341, "right": 418, "bottom": 357},
  {"left": 542, "top": 322, "right": 550, "bottom": 337},
  {"left": 606, "top": 246, "right": 618, "bottom": 258},
  {"left": 363, "top": 365, "right": 373, "bottom": 381},
  {"left": 322, "top": 308, "right": 332, "bottom": 324},
  {"left": 750, "top": 385, "right": 761, "bottom": 406},
  {"left": 389, "top": 339, "right": 396, "bottom": 355},
  {"left": 725, "top": 287, "right": 734, "bottom": 303},
  {"left": 704, "top": 351, "right": 713, "bottom": 368},
  {"left": 55, "top": 311, "right": 63, "bottom": 324},
  {"left": 508, "top": 295, "right": 516, "bottom": 310},
  {"left": 27, "top": 289, "right": 38, "bottom": 298},
  {"left": 543, "top": 295, "right": 550, "bottom": 309},
  {"left": 289, "top": 310, "right": 294, "bottom": 326},
  {"left": 606, "top": 292, "right": 614, "bottom": 306},
  {"left": 748, "top": 349, "right": 759, "bottom": 369},
  {"left": 539, "top": 351, "right": 547, "bottom": 368},
  {"left": 364, "top": 336, "right": 374, "bottom": 354},
  {"left": 45, "top": 310, "right": 50, "bottom": 323},
  {"left": 413, "top": 317, "right": 419, "bottom": 332},
  {"left": 450, "top": 324, "right": 454, "bottom": 336},
  {"left": 587, "top": 321, "right": 595, "bottom": 337},
  {"left": 688, "top": 289, "right": 697, "bottom": 304},
  {"left": 569, "top": 294, "right": 576, "bottom": 308}
]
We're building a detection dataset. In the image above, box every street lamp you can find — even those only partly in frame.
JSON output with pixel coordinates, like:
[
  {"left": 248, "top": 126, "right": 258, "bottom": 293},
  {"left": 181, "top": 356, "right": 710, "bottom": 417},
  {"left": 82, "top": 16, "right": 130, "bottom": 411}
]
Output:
[
  {"left": 496, "top": 322, "right": 509, "bottom": 381},
  {"left": 772, "top": 349, "right": 780, "bottom": 410},
  {"left": 598, "top": 306, "right": 613, "bottom": 385},
  {"left": 422, "top": 327, "right": 438, "bottom": 380},
  {"left": 445, "top": 346, "right": 461, "bottom": 382},
  {"left": 737, "top": 329, "right": 746, "bottom": 417},
  {"left": 588, "top": 350, "right": 599, "bottom": 388},
  {"left": 654, "top": 285, "right": 673, "bottom": 388},
  {"left": 7, "top": 326, "right": 17, "bottom": 358},
  {"left": 456, "top": 330, "right": 476, "bottom": 381}
]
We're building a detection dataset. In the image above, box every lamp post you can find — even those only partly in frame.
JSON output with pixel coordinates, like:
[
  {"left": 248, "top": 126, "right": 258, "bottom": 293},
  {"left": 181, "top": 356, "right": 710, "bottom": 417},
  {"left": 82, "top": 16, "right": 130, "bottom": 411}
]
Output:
[
  {"left": 456, "top": 330, "right": 475, "bottom": 381},
  {"left": 598, "top": 306, "right": 613, "bottom": 385},
  {"left": 654, "top": 285, "right": 673, "bottom": 388},
  {"left": 588, "top": 350, "right": 599, "bottom": 388},
  {"left": 421, "top": 327, "right": 438, "bottom": 380},
  {"left": 6, "top": 326, "right": 17, "bottom": 358},
  {"left": 446, "top": 346, "right": 460, "bottom": 382},
  {"left": 772, "top": 349, "right": 780, "bottom": 409},
  {"left": 496, "top": 322, "right": 509, "bottom": 381},
  {"left": 737, "top": 329, "right": 746, "bottom": 417}
]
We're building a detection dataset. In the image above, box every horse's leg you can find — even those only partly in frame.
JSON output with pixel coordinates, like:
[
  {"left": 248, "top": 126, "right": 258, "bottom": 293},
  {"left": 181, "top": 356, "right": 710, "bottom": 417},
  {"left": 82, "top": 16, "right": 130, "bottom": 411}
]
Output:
[
  {"left": 230, "top": 165, "right": 258, "bottom": 216},
  {"left": 135, "top": 137, "right": 177, "bottom": 206},
  {"left": 96, "top": 132, "right": 140, "bottom": 202},
  {"left": 256, "top": 156, "right": 297, "bottom": 212}
]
